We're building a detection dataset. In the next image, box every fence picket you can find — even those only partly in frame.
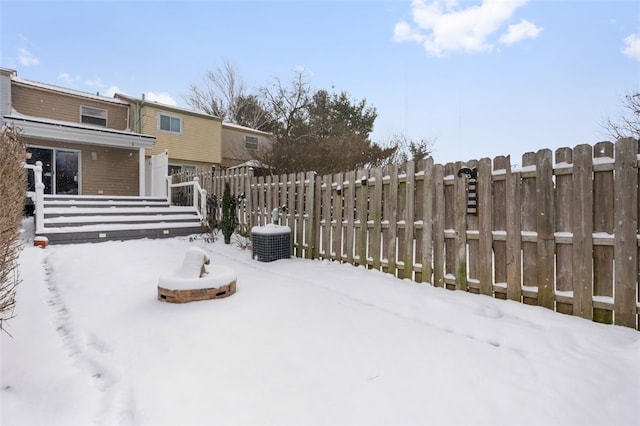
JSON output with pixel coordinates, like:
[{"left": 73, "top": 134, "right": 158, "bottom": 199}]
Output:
[
  {"left": 370, "top": 167, "right": 383, "bottom": 271},
  {"left": 614, "top": 138, "right": 638, "bottom": 327},
  {"left": 573, "top": 144, "right": 594, "bottom": 319},
  {"left": 554, "top": 147, "right": 574, "bottom": 315},
  {"left": 433, "top": 163, "right": 445, "bottom": 288},
  {"left": 521, "top": 152, "right": 538, "bottom": 305},
  {"left": 170, "top": 139, "right": 639, "bottom": 329},
  {"left": 536, "top": 149, "right": 555, "bottom": 309},
  {"left": 454, "top": 161, "right": 468, "bottom": 291},
  {"left": 492, "top": 156, "right": 508, "bottom": 299},
  {"left": 386, "top": 164, "right": 398, "bottom": 277},
  {"left": 505, "top": 158, "right": 522, "bottom": 302},
  {"left": 403, "top": 161, "right": 416, "bottom": 280},
  {"left": 477, "top": 158, "right": 493, "bottom": 296},
  {"left": 593, "top": 141, "right": 615, "bottom": 324}
]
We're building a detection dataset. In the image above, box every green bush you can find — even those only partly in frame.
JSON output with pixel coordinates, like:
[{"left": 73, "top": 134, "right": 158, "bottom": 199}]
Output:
[{"left": 221, "top": 183, "right": 238, "bottom": 245}]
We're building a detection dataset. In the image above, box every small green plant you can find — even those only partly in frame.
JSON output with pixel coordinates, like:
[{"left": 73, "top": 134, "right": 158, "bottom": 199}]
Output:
[{"left": 221, "top": 182, "right": 239, "bottom": 244}]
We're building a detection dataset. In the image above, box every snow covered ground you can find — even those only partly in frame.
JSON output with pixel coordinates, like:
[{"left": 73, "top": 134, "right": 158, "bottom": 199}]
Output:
[{"left": 2, "top": 218, "right": 639, "bottom": 425}]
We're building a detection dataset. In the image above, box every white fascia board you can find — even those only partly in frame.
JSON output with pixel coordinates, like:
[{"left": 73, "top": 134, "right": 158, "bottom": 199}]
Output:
[{"left": 5, "top": 115, "right": 156, "bottom": 149}]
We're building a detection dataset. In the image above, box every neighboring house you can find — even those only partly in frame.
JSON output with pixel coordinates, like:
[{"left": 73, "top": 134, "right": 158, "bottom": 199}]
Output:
[
  {"left": 115, "top": 94, "right": 223, "bottom": 175},
  {"left": 221, "top": 122, "right": 272, "bottom": 168},
  {"left": 0, "top": 68, "right": 156, "bottom": 197}
]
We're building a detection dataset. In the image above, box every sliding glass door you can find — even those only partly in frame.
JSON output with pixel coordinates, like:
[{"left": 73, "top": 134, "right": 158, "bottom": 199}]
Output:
[{"left": 26, "top": 147, "right": 80, "bottom": 195}]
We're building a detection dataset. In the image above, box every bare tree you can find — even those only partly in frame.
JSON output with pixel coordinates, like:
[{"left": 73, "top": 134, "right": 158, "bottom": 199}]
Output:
[
  {"left": 0, "top": 124, "right": 26, "bottom": 335},
  {"left": 186, "top": 59, "right": 272, "bottom": 130},
  {"left": 259, "top": 68, "right": 312, "bottom": 140},
  {"left": 604, "top": 92, "right": 640, "bottom": 141},
  {"left": 382, "top": 132, "right": 435, "bottom": 165},
  {"left": 186, "top": 59, "right": 244, "bottom": 120}
]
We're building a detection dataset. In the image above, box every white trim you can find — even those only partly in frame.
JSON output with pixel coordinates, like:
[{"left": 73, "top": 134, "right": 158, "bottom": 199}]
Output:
[
  {"left": 139, "top": 147, "right": 146, "bottom": 196},
  {"left": 222, "top": 121, "right": 272, "bottom": 136},
  {"left": 80, "top": 105, "right": 108, "bottom": 127},
  {"left": 244, "top": 135, "right": 259, "bottom": 150},
  {"left": 26, "top": 145, "right": 82, "bottom": 195},
  {"left": 12, "top": 76, "right": 129, "bottom": 105},
  {"left": 157, "top": 112, "right": 182, "bottom": 135},
  {"left": 5, "top": 114, "right": 155, "bottom": 149}
]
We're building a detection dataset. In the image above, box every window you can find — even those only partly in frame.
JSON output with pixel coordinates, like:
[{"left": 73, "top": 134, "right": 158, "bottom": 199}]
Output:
[
  {"left": 81, "top": 106, "right": 107, "bottom": 127},
  {"left": 159, "top": 114, "right": 181, "bottom": 133},
  {"left": 245, "top": 135, "right": 259, "bottom": 150}
]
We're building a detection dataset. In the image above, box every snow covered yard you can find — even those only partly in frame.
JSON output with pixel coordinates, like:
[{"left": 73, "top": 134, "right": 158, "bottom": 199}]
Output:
[{"left": 2, "top": 220, "right": 639, "bottom": 425}]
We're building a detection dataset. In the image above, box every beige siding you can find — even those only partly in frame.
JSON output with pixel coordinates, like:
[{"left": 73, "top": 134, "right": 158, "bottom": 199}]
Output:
[
  {"left": 140, "top": 105, "right": 222, "bottom": 165},
  {"left": 25, "top": 138, "right": 139, "bottom": 196},
  {"left": 221, "top": 126, "right": 272, "bottom": 168},
  {"left": 12, "top": 84, "right": 129, "bottom": 130}
]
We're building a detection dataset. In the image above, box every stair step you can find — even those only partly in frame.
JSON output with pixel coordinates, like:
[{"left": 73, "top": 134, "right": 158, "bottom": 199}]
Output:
[
  {"left": 44, "top": 214, "right": 201, "bottom": 226},
  {"left": 42, "top": 221, "right": 203, "bottom": 234},
  {"left": 36, "top": 196, "right": 207, "bottom": 244},
  {"left": 40, "top": 226, "right": 204, "bottom": 244},
  {"left": 43, "top": 195, "right": 168, "bottom": 202},
  {"left": 43, "top": 206, "right": 197, "bottom": 216},
  {"left": 44, "top": 200, "right": 171, "bottom": 208}
]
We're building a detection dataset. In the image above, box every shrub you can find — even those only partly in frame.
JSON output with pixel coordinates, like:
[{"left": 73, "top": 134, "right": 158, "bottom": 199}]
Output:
[
  {"left": 221, "top": 182, "right": 238, "bottom": 245},
  {"left": 0, "top": 125, "right": 27, "bottom": 335}
]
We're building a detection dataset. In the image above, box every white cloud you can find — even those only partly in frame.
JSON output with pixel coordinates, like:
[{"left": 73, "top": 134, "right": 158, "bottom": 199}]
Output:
[
  {"left": 18, "top": 47, "right": 39, "bottom": 66},
  {"left": 144, "top": 91, "right": 178, "bottom": 106},
  {"left": 622, "top": 33, "right": 640, "bottom": 61},
  {"left": 83, "top": 78, "right": 105, "bottom": 89},
  {"left": 58, "top": 73, "right": 121, "bottom": 97},
  {"left": 499, "top": 19, "right": 542, "bottom": 44},
  {"left": 58, "top": 72, "right": 80, "bottom": 86},
  {"left": 103, "top": 86, "right": 121, "bottom": 97},
  {"left": 393, "top": 0, "right": 537, "bottom": 56}
]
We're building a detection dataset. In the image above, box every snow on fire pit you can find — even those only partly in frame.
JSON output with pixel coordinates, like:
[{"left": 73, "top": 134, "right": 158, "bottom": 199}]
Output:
[{"left": 157, "top": 246, "right": 236, "bottom": 303}]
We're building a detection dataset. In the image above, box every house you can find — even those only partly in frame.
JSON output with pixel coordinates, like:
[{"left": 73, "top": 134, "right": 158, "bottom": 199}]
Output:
[
  {"left": 1, "top": 68, "right": 206, "bottom": 244},
  {"left": 115, "top": 94, "right": 223, "bottom": 175},
  {"left": 0, "top": 68, "right": 156, "bottom": 197},
  {"left": 221, "top": 122, "right": 272, "bottom": 168}
]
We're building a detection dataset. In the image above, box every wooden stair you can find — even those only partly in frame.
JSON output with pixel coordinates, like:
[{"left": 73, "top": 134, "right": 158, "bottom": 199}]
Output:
[{"left": 37, "top": 195, "right": 205, "bottom": 244}]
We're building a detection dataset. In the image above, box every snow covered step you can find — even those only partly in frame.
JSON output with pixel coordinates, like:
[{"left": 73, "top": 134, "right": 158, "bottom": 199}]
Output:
[
  {"left": 41, "top": 222, "right": 203, "bottom": 244},
  {"left": 44, "top": 213, "right": 201, "bottom": 227},
  {"left": 43, "top": 200, "right": 172, "bottom": 208},
  {"left": 42, "top": 221, "right": 203, "bottom": 234},
  {"left": 43, "top": 206, "right": 197, "bottom": 217},
  {"left": 37, "top": 195, "right": 206, "bottom": 244}
]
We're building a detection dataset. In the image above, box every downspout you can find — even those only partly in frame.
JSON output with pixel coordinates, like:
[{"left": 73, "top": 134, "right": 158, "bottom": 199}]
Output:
[{"left": 138, "top": 96, "right": 145, "bottom": 195}]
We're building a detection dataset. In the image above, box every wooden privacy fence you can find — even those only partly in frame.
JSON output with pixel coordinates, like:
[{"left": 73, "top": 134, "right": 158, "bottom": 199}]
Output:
[{"left": 174, "top": 138, "right": 640, "bottom": 329}]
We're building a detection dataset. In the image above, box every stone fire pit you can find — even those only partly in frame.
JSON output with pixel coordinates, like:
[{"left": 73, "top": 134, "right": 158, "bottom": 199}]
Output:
[{"left": 158, "top": 247, "right": 236, "bottom": 303}]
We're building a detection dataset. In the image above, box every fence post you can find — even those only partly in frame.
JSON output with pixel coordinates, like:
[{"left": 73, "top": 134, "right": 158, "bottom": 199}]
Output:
[
  {"left": 613, "top": 138, "right": 638, "bottom": 328},
  {"left": 193, "top": 177, "right": 200, "bottom": 210},
  {"left": 166, "top": 175, "right": 173, "bottom": 204},
  {"left": 33, "top": 161, "right": 44, "bottom": 234}
]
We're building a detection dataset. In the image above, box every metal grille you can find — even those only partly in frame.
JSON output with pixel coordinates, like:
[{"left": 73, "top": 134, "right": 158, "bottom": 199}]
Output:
[{"left": 252, "top": 228, "right": 291, "bottom": 262}]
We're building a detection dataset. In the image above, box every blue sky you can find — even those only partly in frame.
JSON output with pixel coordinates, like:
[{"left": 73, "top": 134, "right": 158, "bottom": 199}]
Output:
[{"left": 1, "top": 0, "right": 638, "bottom": 164}]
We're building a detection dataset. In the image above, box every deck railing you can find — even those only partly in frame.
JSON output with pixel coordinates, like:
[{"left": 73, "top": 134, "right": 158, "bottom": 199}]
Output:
[
  {"left": 23, "top": 161, "right": 44, "bottom": 234},
  {"left": 167, "top": 175, "right": 208, "bottom": 225}
]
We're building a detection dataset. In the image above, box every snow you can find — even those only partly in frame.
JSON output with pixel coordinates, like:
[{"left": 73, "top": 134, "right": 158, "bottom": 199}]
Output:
[
  {"left": 157, "top": 246, "right": 237, "bottom": 291},
  {"left": 251, "top": 224, "right": 291, "bottom": 235},
  {"left": 2, "top": 218, "right": 640, "bottom": 425}
]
